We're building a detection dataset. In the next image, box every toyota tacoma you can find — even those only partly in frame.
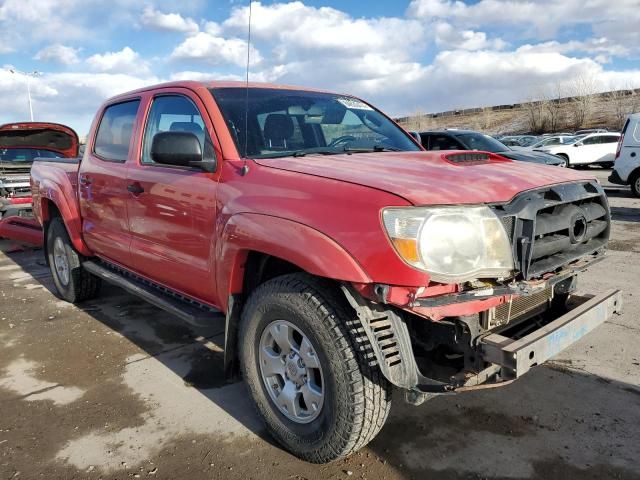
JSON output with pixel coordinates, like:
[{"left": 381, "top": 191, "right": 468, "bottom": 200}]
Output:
[{"left": 30, "top": 81, "right": 621, "bottom": 463}]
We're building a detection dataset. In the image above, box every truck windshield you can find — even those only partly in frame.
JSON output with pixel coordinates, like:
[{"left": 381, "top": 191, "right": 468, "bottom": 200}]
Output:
[
  {"left": 210, "top": 87, "right": 420, "bottom": 158},
  {"left": 0, "top": 148, "right": 63, "bottom": 162}
]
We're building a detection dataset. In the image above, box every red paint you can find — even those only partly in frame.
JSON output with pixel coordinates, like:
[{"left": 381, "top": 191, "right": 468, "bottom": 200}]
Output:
[
  {"left": 0, "top": 216, "right": 43, "bottom": 245},
  {"left": 29, "top": 81, "right": 602, "bottom": 319},
  {"left": 0, "top": 122, "right": 79, "bottom": 158}
]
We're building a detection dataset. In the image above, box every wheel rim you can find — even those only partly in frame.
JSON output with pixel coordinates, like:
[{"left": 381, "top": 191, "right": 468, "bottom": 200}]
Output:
[
  {"left": 53, "top": 237, "right": 70, "bottom": 286},
  {"left": 635, "top": 176, "right": 640, "bottom": 195},
  {"left": 259, "top": 320, "right": 324, "bottom": 424}
]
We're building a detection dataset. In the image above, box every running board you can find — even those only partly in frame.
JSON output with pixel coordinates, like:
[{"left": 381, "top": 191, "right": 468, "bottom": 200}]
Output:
[{"left": 83, "top": 261, "right": 224, "bottom": 328}]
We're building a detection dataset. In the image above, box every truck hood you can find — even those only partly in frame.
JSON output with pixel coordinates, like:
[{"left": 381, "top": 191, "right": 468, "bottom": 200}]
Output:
[
  {"left": 255, "top": 151, "right": 595, "bottom": 205},
  {"left": 0, "top": 122, "right": 79, "bottom": 158}
]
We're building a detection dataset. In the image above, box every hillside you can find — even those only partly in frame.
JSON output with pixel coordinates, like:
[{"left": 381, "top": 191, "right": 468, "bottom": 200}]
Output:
[{"left": 396, "top": 89, "right": 640, "bottom": 135}]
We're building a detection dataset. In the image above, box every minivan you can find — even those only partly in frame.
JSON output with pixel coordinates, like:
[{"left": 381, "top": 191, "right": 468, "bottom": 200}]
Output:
[{"left": 610, "top": 113, "right": 640, "bottom": 197}]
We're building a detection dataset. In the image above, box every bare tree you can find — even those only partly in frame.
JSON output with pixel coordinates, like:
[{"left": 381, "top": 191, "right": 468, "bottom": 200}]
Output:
[
  {"left": 523, "top": 89, "right": 548, "bottom": 133},
  {"left": 481, "top": 106, "right": 496, "bottom": 131},
  {"left": 545, "top": 81, "right": 565, "bottom": 132},
  {"left": 567, "top": 74, "right": 599, "bottom": 129}
]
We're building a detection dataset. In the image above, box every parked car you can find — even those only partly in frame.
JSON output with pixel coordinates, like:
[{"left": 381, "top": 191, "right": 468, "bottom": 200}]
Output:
[
  {"left": 500, "top": 135, "right": 539, "bottom": 148},
  {"left": 31, "top": 81, "right": 620, "bottom": 463},
  {"left": 610, "top": 113, "right": 640, "bottom": 197},
  {"left": 418, "top": 129, "right": 567, "bottom": 166},
  {"left": 538, "top": 133, "right": 621, "bottom": 168},
  {"left": 0, "top": 122, "right": 79, "bottom": 219},
  {"left": 574, "top": 128, "right": 608, "bottom": 135},
  {"left": 526, "top": 135, "right": 579, "bottom": 150}
]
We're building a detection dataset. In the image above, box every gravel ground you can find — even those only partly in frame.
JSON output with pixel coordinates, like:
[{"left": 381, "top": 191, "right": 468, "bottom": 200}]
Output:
[{"left": 1, "top": 169, "right": 639, "bottom": 480}]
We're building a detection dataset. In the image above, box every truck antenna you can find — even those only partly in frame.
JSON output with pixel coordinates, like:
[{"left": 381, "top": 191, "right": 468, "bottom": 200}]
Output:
[{"left": 241, "top": 0, "right": 252, "bottom": 176}]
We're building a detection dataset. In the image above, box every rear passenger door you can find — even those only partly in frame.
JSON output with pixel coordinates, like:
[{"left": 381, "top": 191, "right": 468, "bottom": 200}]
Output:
[
  {"left": 600, "top": 135, "right": 620, "bottom": 162},
  {"left": 79, "top": 99, "right": 140, "bottom": 266}
]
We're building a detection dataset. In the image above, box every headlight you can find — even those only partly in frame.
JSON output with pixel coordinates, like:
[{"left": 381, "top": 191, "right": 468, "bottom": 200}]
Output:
[{"left": 382, "top": 206, "right": 514, "bottom": 283}]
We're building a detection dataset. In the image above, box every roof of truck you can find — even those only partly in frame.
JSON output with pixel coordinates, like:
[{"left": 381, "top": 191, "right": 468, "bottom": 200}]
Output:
[{"left": 106, "top": 80, "right": 336, "bottom": 103}]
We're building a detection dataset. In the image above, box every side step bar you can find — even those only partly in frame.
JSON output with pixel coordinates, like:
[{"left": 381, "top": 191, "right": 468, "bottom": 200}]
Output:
[{"left": 83, "top": 261, "right": 224, "bottom": 328}]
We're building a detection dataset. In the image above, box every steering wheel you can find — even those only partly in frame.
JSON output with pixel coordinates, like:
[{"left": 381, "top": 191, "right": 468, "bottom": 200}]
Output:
[{"left": 328, "top": 135, "right": 357, "bottom": 148}]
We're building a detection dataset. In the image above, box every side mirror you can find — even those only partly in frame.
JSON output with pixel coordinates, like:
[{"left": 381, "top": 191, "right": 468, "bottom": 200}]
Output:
[
  {"left": 408, "top": 131, "right": 421, "bottom": 143},
  {"left": 573, "top": 142, "right": 582, "bottom": 147},
  {"left": 151, "top": 131, "right": 215, "bottom": 172}
]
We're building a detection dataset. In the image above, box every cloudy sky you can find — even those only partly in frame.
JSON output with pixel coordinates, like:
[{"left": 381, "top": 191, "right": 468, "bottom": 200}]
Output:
[{"left": 1, "top": 0, "right": 640, "bottom": 135}]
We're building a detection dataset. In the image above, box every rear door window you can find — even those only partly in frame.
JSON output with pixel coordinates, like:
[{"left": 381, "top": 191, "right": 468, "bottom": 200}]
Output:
[
  {"left": 601, "top": 135, "right": 620, "bottom": 144},
  {"left": 429, "top": 135, "right": 462, "bottom": 150},
  {"left": 94, "top": 100, "right": 140, "bottom": 162}
]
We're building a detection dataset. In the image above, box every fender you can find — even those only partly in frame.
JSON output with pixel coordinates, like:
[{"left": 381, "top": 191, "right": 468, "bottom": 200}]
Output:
[
  {"left": 35, "top": 176, "right": 92, "bottom": 257},
  {"left": 216, "top": 212, "right": 371, "bottom": 311}
]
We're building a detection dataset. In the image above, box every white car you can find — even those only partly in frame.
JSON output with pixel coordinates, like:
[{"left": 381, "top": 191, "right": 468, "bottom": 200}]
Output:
[
  {"left": 527, "top": 135, "right": 579, "bottom": 150},
  {"left": 540, "top": 133, "right": 621, "bottom": 167},
  {"left": 610, "top": 113, "right": 640, "bottom": 197}
]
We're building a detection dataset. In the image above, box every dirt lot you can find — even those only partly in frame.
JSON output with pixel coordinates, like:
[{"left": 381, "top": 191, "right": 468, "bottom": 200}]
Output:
[{"left": 1, "top": 169, "right": 639, "bottom": 480}]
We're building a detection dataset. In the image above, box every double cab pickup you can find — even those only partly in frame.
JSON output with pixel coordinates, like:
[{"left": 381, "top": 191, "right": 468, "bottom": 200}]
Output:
[{"left": 30, "top": 81, "right": 621, "bottom": 463}]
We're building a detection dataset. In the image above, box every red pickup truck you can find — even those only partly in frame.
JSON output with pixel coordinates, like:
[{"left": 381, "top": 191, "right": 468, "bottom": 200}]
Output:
[
  {"left": 0, "top": 122, "right": 79, "bottom": 219},
  {"left": 30, "top": 81, "right": 621, "bottom": 463}
]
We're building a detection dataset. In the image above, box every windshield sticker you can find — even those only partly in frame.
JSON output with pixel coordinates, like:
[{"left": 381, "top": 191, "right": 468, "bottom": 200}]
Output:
[{"left": 337, "top": 97, "right": 374, "bottom": 111}]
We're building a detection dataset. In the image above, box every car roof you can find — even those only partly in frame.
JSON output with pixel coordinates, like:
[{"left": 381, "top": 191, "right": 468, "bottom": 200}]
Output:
[
  {"left": 105, "top": 80, "right": 338, "bottom": 103},
  {"left": 418, "top": 129, "right": 480, "bottom": 136}
]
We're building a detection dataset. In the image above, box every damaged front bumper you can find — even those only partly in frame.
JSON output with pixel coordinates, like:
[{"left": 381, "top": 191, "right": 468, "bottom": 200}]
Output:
[
  {"left": 419, "top": 289, "right": 622, "bottom": 394},
  {"left": 344, "top": 285, "right": 622, "bottom": 398},
  {"left": 479, "top": 289, "right": 622, "bottom": 381}
]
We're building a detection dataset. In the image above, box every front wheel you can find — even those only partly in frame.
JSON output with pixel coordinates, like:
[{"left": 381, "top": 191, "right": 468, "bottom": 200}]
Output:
[
  {"left": 239, "top": 273, "right": 391, "bottom": 463},
  {"left": 46, "top": 217, "right": 101, "bottom": 303},
  {"left": 557, "top": 154, "right": 569, "bottom": 168}
]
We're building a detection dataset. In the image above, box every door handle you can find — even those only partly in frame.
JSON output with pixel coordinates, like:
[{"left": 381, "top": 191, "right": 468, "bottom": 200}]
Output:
[{"left": 127, "top": 183, "right": 144, "bottom": 195}]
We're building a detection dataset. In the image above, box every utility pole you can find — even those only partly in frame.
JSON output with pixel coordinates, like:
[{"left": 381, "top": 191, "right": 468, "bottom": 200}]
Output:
[{"left": 8, "top": 69, "right": 41, "bottom": 121}]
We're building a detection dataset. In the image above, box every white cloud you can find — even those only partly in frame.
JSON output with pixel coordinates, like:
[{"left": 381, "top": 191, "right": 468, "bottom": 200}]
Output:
[
  {"left": 34, "top": 44, "right": 81, "bottom": 65},
  {"left": 171, "top": 32, "right": 261, "bottom": 67},
  {"left": 434, "top": 22, "right": 506, "bottom": 51},
  {"left": 140, "top": 7, "right": 199, "bottom": 34},
  {"left": 86, "top": 47, "right": 150, "bottom": 75},
  {"left": 169, "top": 70, "right": 243, "bottom": 82}
]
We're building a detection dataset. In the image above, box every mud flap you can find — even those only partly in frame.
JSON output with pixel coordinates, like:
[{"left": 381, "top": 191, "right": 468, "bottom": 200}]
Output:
[{"left": 341, "top": 286, "right": 419, "bottom": 389}]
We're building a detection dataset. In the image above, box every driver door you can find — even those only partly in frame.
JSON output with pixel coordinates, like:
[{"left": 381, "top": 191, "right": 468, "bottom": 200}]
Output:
[{"left": 126, "top": 90, "right": 220, "bottom": 303}]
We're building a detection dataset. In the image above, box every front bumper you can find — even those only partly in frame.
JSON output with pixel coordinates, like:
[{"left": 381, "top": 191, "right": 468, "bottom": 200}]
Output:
[
  {"left": 480, "top": 289, "right": 622, "bottom": 380},
  {"left": 414, "top": 289, "right": 622, "bottom": 393}
]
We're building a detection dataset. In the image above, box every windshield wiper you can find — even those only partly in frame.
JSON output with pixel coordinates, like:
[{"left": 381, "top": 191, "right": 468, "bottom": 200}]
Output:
[
  {"left": 342, "top": 145, "right": 403, "bottom": 153},
  {"left": 292, "top": 148, "right": 344, "bottom": 157}
]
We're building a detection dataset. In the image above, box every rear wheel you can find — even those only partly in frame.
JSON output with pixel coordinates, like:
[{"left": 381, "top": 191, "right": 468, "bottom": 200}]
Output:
[
  {"left": 46, "top": 217, "right": 101, "bottom": 303},
  {"left": 239, "top": 273, "right": 391, "bottom": 463},
  {"left": 631, "top": 171, "right": 640, "bottom": 198}
]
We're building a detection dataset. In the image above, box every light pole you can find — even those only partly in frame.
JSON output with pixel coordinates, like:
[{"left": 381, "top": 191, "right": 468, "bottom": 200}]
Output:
[{"left": 8, "top": 69, "right": 41, "bottom": 121}]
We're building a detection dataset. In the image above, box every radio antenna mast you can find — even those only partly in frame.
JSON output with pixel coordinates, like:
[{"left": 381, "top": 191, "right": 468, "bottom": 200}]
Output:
[{"left": 241, "top": 1, "right": 252, "bottom": 175}]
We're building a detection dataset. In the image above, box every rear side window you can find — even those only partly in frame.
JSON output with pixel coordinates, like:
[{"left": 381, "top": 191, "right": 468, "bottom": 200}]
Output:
[
  {"left": 94, "top": 100, "right": 140, "bottom": 161},
  {"left": 581, "top": 136, "right": 600, "bottom": 145},
  {"left": 602, "top": 135, "right": 620, "bottom": 144},
  {"left": 429, "top": 135, "right": 462, "bottom": 150}
]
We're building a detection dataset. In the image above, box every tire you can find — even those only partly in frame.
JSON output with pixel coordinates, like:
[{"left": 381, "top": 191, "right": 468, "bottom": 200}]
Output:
[
  {"left": 631, "top": 171, "right": 640, "bottom": 198},
  {"left": 239, "top": 273, "right": 391, "bottom": 463},
  {"left": 46, "top": 217, "right": 101, "bottom": 303}
]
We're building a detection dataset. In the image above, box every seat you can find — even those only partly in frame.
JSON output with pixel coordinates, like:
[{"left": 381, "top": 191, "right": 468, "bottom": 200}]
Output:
[
  {"left": 263, "top": 114, "right": 294, "bottom": 150},
  {"left": 169, "top": 121, "right": 205, "bottom": 149}
]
